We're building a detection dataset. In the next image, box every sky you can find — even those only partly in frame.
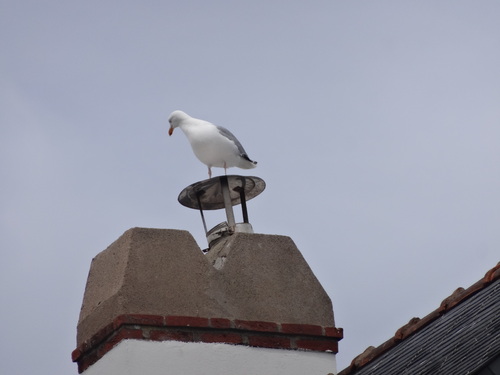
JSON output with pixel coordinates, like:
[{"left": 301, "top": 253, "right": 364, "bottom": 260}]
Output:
[{"left": 1, "top": 1, "right": 499, "bottom": 373}]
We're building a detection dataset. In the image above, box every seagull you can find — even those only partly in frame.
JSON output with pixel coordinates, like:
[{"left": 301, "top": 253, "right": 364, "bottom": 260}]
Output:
[{"left": 168, "top": 110, "right": 257, "bottom": 178}]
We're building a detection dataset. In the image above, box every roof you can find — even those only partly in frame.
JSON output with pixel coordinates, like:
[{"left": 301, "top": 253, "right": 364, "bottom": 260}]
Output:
[{"left": 339, "top": 262, "right": 500, "bottom": 375}]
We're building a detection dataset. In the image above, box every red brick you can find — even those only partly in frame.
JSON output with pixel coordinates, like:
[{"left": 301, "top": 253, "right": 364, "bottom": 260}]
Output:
[
  {"left": 324, "top": 326, "right": 344, "bottom": 338},
  {"left": 77, "top": 350, "right": 99, "bottom": 374},
  {"left": 149, "top": 329, "right": 195, "bottom": 342},
  {"left": 79, "top": 327, "right": 143, "bottom": 373},
  {"left": 166, "top": 316, "right": 210, "bottom": 328},
  {"left": 71, "top": 348, "right": 82, "bottom": 362},
  {"left": 89, "top": 321, "right": 115, "bottom": 348},
  {"left": 234, "top": 320, "right": 279, "bottom": 333},
  {"left": 199, "top": 332, "right": 244, "bottom": 344},
  {"left": 79, "top": 342, "right": 90, "bottom": 356},
  {"left": 114, "top": 314, "right": 164, "bottom": 329},
  {"left": 248, "top": 335, "right": 291, "bottom": 349},
  {"left": 209, "top": 317, "right": 232, "bottom": 329},
  {"left": 75, "top": 342, "right": 88, "bottom": 358},
  {"left": 99, "top": 328, "right": 144, "bottom": 357},
  {"left": 281, "top": 323, "right": 322, "bottom": 336},
  {"left": 72, "top": 322, "right": 115, "bottom": 367},
  {"left": 295, "top": 338, "right": 338, "bottom": 353}
]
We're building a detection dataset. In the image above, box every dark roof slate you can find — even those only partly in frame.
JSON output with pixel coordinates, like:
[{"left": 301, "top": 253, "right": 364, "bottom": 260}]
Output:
[{"left": 339, "top": 263, "right": 500, "bottom": 375}]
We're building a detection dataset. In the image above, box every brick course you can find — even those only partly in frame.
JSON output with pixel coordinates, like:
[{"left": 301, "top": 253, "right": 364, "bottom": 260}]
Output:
[
  {"left": 166, "top": 315, "right": 210, "bottom": 328},
  {"left": 72, "top": 314, "right": 343, "bottom": 373}
]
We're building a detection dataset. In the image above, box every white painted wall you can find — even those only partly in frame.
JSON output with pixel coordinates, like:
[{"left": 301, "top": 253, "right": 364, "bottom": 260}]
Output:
[{"left": 83, "top": 340, "right": 337, "bottom": 375}]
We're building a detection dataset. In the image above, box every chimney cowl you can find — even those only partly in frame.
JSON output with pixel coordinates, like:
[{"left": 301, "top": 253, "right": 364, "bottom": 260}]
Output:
[{"left": 178, "top": 175, "right": 265, "bottom": 248}]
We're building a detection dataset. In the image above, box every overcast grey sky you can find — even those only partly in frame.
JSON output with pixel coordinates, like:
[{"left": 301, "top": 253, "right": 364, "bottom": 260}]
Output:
[{"left": 1, "top": 1, "right": 499, "bottom": 374}]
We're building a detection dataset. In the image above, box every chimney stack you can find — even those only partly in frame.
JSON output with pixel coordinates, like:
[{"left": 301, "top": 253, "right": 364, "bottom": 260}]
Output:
[{"left": 72, "top": 176, "right": 343, "bottom": 374}]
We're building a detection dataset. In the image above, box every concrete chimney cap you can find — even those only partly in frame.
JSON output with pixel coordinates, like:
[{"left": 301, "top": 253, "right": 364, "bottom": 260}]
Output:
[{"left": 178, "top": 175, "right": 265, "bottom": 210}]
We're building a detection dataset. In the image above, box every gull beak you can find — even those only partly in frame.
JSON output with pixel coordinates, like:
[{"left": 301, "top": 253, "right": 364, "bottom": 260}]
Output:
[{"left": 168, "top": 127, "right": 174, "bottom": 136}]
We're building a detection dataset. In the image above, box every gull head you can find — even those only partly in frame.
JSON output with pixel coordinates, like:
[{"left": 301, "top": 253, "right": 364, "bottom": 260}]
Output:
[{"left": 168, "top": 110, "right": 190, "bottom": 136}]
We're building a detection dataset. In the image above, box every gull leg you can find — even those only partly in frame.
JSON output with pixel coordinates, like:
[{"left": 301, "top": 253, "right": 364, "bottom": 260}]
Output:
[
  {"left": 224, "top": 162, "right": 227, "bottom": 175},
  {"left": 208, "top": 167, "right": 212, "bottom": 179}
]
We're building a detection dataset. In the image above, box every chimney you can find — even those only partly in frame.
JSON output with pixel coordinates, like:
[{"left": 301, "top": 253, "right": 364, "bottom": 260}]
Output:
[{"left": 72, "top": 176, "right": 343, "bottom": 374}]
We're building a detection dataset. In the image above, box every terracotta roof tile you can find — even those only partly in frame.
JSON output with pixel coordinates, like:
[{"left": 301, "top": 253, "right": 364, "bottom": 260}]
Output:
[{"left": 339, "top": 262, "right": 500, "bottom": 375}]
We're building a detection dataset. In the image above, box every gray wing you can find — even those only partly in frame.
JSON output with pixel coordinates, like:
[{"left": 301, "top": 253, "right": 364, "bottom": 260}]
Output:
[{"left": 217, "top": 126, "right": 256, "bottom": 163}]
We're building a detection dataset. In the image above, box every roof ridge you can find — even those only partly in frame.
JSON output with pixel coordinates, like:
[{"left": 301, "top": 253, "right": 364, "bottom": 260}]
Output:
[{"left": 339, "top": 261, "right": 500, "bottom": 375}]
